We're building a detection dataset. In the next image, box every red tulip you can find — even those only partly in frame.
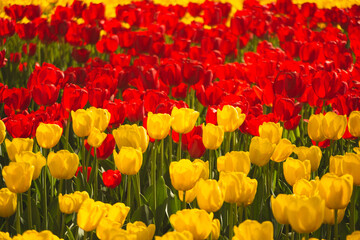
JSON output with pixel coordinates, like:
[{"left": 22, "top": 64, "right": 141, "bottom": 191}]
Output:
[
  {"left": 0, "top": 19, "right": 15, "bottom": 38},
  {"left": 159, "top": 60, "right": 182, "bottom": 87},
  {"left": 103, "top": 100, "right": 126, "bottom": 128},
  {"left": 188, "top": 135, "right": 206, "bottom": 158},
  {"left": 82, "top": 3, "right": 105, "bottom": 24},
  {"left": 3, "top": 87, "right": 31, "bottom": 116},
  {"left": 273, "top": 98, "right": 302, "bottom": 130},
  {"left": 72, "top": 0, "right": 87, "bottom": 18},
  {"left": 96, "top": 35, "right": 119, "bottom": 53},
  {"left": 182, "top": 60, "right": 205, "bottom": 86},
  {"left": 32, "top": 83, "right": 60, "bottom": 106},
  {"left": 76, "top": 167, "right": 92, "bottom": 182},
  {"left": 0, "top": 50, "right": 7, "bottom": 68},
  {"left": 4, "top": 4, "right": 25, "bottom": 21},
  {"left": 15, "top": 22, "right": 36, "bottom": 40},
  {"left": 85, "top": 134, "right": 116, "bottom": 160},
  {"left": 4, "top": 113, "right": 33, "bottom": 138},
  {"left": 102, "top": 170, "right": 122, "bottom": 188},
  {"left": 125, "top": 99, "right": 145, "bottom": 123},
  {"left": 81, "top": 25, "right": 100, "bottom": 45},
  {"left": 24, "top": 5, "right": 41, "bottom": 21},
  {"left": 143, "top": 90, "right": 168, "bottom": 113},
  {"left": 312, "top": 70, "right": 342, "bottom": 100},
  {"left": 61, "top": 84, "right": 88, "bottom": 118},
  {"left": 72, "top": 48, "right": 90, "bottom": 63},
  {"left": 27, "top": 63, "right": 65, "bottom": 89}
]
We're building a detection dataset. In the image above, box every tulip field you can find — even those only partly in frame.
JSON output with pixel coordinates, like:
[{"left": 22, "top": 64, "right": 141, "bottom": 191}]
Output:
[{"left": 1, "top": 0, "right": 360, "bottom": 239}]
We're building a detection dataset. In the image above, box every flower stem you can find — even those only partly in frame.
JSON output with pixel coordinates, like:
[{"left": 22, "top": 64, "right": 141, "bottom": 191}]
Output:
[
  {"left": 160, "top": 139, "right": 164, "bottom": 177},
  {"left": 327, "top": 224, "right": 331, "bottom": 240},
  {"left": 94, "top": 148, "right": 98, "bottom": 201},
  {"left": 177, "top": 134, "right": 182, "bottom": 160},
  {"left": 152, "top": 141, "right": 157, "bottom": 213},
  {"left": 42, "top": 168, "right": 48, "bottom": 230},
  {"left": 209, "top": 150, "right": 213, "bottom": 179},
  {"left": 182, "top": 191, "right": 186, "bottom": 210},
  {"left": 285, "top": 224, "right": 289, "bottom": 240},
  {"left": 334, "top": 209, "right": 338, "bottom": 240},
  {"left": 350, "top": 186, "right": 358, "bottom": 233},
  {"left": 16, "top": 193, "right": 21, "bottom": 234},
  {"left": 82, "top": 138, "right": 87, "bottom": 186},
  {"left": 229, "top": 203, "right": 234, "bottom": 239},
  {"left": 134, "top": 173, "right": 141, "bottom": 208},
  {"left": 27, "top": 188, "right": 32, "bottom": 229},
  {"left": 126, "top": 175, "right": 132, "bottom": 220}
]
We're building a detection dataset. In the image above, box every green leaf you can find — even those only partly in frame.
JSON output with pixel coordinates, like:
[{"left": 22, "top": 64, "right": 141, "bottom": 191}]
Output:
[
  {"left": 66, "top": 225, "right": 76, "bottom": 240},
  {"left": 131, "top": 205, "right": 153, "bottom": 225}
]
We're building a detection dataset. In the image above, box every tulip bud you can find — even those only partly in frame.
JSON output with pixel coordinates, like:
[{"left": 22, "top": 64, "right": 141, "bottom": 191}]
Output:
[
  {"left": 171, "top": 107, "right": 199, "bottom": 134},
  {"left": 0, "top": 188, "right": 17, "bottom": 217},
  {"left": 0, "top": 120, "right": 6, "bottom": 144},
  {"left": 36, "top": 123, "right": 63, "bottom": 149},
  {"left": 249, "top": 136, "right": 276, "bottom": 167},
  {"left": 71, "top": 109, "right": 94, "bottom": 137},
  {"left": 147, "top": 112, "right": 172, "bottom": 140},
  {"left": 217, "top": 151, "right": 251, "bottom": 174},
  {"left": 112, "top": 124, "right": 149, "bottom": 153},
  {"left": 271, "top": 139, "right": 295, "bottom": 163},
  {"left": 217, "top": 105, "right": 246, "bottom": 132},
  {"left": 233, "top": 220, "right": 274, "bottom": 240},
  {"left": 15, "top": 151, "right": 46, "bottom": 180},
  {"left": 114, "top": 147, "right": 143, "bottom": 175},
  {"left": 47, "top": 150, "right": 79, "bottom": 180},
  {"left": 5, "top": 138, "right": 33, "bottom": 161},
  {"left": 197, "top": 179, "right": 224, "bottom": 212},
  {"left": 202, "top": 123, "right": 224, "bottom": 150},
  {"left": 293, "top": 146, "right": 322, "bottom": 172},
  {"left": 348, "top": 111, "right": 360, "bottom": 137},
  {"left": 2, "top": 162, "right": 34, "bottom": 193},
  {"left": 86, "top": 107, "right": 111, "bottom": 132},
  {"left": 322, "top": 112, "right": 347, "bottom": 140},
  {"left": 170, "top": 159, "right": 202, "bottom": 191},
  {"left": 259, "top": 122, "right": 283, "bottom": 144},
  {"left": 283, "top": 158, "right": 311, "bottom": 186},
  {"left": 87, "top": 127, "right": 107, "bottom": 148},
  {"left": 308, "top": 113, "right": 326, "bottom": 143}
]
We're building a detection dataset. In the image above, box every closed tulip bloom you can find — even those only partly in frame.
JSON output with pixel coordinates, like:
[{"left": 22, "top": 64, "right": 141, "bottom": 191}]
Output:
[
  {"left": 0, "top": 232, "right": 11, "bottom": 240},
  {"left": 193, "top": 159, "right": 209, "bottom": 180},
  {"left": 342, "top": 153, "right": 360, "bottom": 186},
  {"left": 329, "top": 155, "right": 344, "bottom": 176},
  {"left": 287, "top": 195, "right": 325, "bottom": 234},
  {"left": 87, "top": 107, "right": 111, "bottom": 132},
  {"left": 169, "top": 209, "right": 213, "bottom": 240},
  {"left": 211, "top": 219, "right": 220, "bottom": 240},
  {"left": 348, "top": 111, "right": 360, "bottom": 137},
  {"left": 322, "top": 112, "right": 347, "bottom": 140},
  {"left": 2, "top": 162, "right": 34, "bottom": 193},
  {"left": 271, "top": 194, "right": 293, "bottom": 225},
  {"left": 293, "top": 146, "right": 322, "bottom": 172},
  {"left": 59, "top": 191, "right": 89, "bottom": 214},
  {"left": 36, "top": 123, "right": 62, "bottom": 149},
  {"left": 239, "top": 176, "right": 258, "bottom": 207},
  {"left": 217, "top": 151, "right": 251, "bottom": 175},
  {"left": 197, "top": 179, "right": 224, "bottom": 212},
  {"left": 346, "top": 231, "right": 360, "bottom": 240},
  {"left": 47, "top": 150, "right": 79, "bottom": 180},
  {"left": 249, "top": 136, "right": 276, "bottom": 167},
  {"left": 217, "top": 105, "right": 246, "bottom": 132},
  {"left": 147, "top": 112, "right": 172, "bottom": 140},
  {"left": 112, "top": 124, "right": 149, "bottom": 153},
  {"left": 15, "top": 151, "right": 46, "bottom": 180},
  {"left": 16, "top": 230, "right": 62, "bottom": 240},
  {"left": 259, "top": 122, "right": 283, "bottom": 144},
  {"left": 233, "top": 220, "right": 273, "bottom": 240},
  {"left": 155, "top": 231, "right": 193, "bottom": 240},
  {"left": 293, "top": 177, "right": 320, "bottom": 197},
  {"left": 0, "top": 120, "right": 5, "bottom": 144},
  {"left": 96, "top": 217, "right": 123, "bottom": 240},
  {"left": 170, "top": 159, "right": 202, "bottom": 191},
  {"left": 202, "top": 123, "right": 224, "bottom": 150},
  {"left": 127, "top": 221, "right": 156, "bottom": 240},
  {"left": 179, "top": 182, "right": 198, "bottom": 203},
  {"left": 323, "top": 207, "right": 345, "bottom": 225},
  {"left": 0, "top": 188, "right": 17, "bottom": 217},
  {"left": 318, "top": 173, "right": 353, "bottom": 209},
  {"left": 77, "top": 199, "right": 108, "bottom": 232},
  {"left": 5, "top": 138, "right": 33, "bottom": 161},
  {"left": 271, "top": 139, "right": 295, "bottom": 163},
  {"left": 283, "top": 158, "right": 311, "bottom": 186},
  {"left": 114, "top": 147, "right": 142, "bottom": 175},
  {"left": 87, "top": 127, "right": 107, "bottom": 148},
  {"left": 171, "top": 107, "right": 199, "bottom": 134},
  {"left": 106, "top": 202, "right": 130, "bottom": 225},
  {"left": 71, "top": 109, "right": 94, "bottom": 137},
  {"left": 308, "top": 113, "right": 326, "bottom": 143}
]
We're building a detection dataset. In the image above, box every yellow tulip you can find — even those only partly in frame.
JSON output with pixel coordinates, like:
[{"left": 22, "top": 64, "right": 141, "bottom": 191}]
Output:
[
  {"left": 217, "top": 151, "right": 251, "bottom": 175},
  {"left": 271, "top": 139, "right": 295, "bottom": 163},
  {"left": 100, "top": 227, "right": 136, "bottom": 240},
  {"left": 211, "top": 219, "right": 220, "bottom": 240},
  {"left": 348, "top": 111, "right": 360, "bottom": 137},
  {"left": 308, "top": 113, "right": 326, "bottom": 143},
  {"left": 106, "top": 202, "right": 130, "bottom": 225},
  {"left": 35, "top": 123, "right": 63, "bottom": 149},
  {"left": 127, "top": 221, "right": 156, "bottom": 240},
  {"left": 87, "top": 128, "right": 107, "bottom": 148},
  {"left": 169, "top": 209, "right": 213, "bottom": 240},
  {"left": 114, "top": 147, "right": 143, "bottom": 175},
  {"left": 259, "top": 122, "right": 283, "bottom": 144},
  {"left": 196, "top": 179, "right": 224, "bottom": 212},
  {"left": 287, "top": 195, "right": 325, "bottom": 234},
  {"left": 283, "top": 158, "right": 311, "bottom": 186},
  {"left": 71, "top": 109, "right": 94, "bottom": 137},
  {"left": 193, "top": 159, "right": 209, "bottom": 180},
  {"left": 322, "top": 112, "right": 347, "bottom": 140},
  {"left": 96, "top": 217, "right": 123, "bottom": 240},
  {"left": 0, "top": 188, "right": 17, "bottom": 217},
  {"left": 179, "top": 182, "right": 198, "bottom": 203},
  {"left": 112, "top": 124, "right": 149, "bottom": 153},
  {"left": 171, "top": 107, "right": 199, "bottom": 134},
  {"left": 346, "top": 231, "right": 360, "bottom": 240},
  {"left": 58, "top": 191, "right": 89, "bottom": 214},
  {"left": 202, "top": 123, "right": 224, "bottom": 150},
  {"left": 293, "top": 146, "right": 322, "bottom": 172},
  {"left": 5, "top": 138, "right": 33, "bottom": 161},
  {"left": 318, "top": 173, "right": 353, "bottom": 209},
  {"left": 170, "top": 159, "right": 202, "bottom": 192},
  {"left": 47, "top": 150, "right": 79, "bottom": 180},
  {"left": 323, "top": 207, "right": 345, "bottom": 225},
  {"left": 342, "top": 153, "right": 360, "bottom": 186},
  {"left": 2, "top": 162, "right": 34, "bottom": 193},
  {"left": 155, "top": 231, "right": 193, "bottom": 240},
  {"left": 293, "top": 177, "right": 320, "bottom": 197},
  {"left": 0, "top": 232, "right": 11, "bottom": 240},
  {"left": 86, "top": 107, "right": 111, "bottom": 132},
  {"left": 147, "top": 112, "right": 172, "bottom": 140},
  {"left": 0, "top": 120, "right": 6, "bottom": 144},
  {"left": 249, "top": 136, "right": 276, "bottom": 167},
  {"left": 329, "top": 155, "right": 344, "bottom": 176},
  {"left": 233, "top": 220, "right": 273, "bottom": 240},
  {"left": 77, "top": 199, "right": 108, "bottom": 232},
  {"left": 15, "top": 151, "right": 46, "bottom": 180},
  {"left": 217, "top": 105, "right": 246, "bottom": 132},
  {"left": 271, "top": 194, "right": 293, "bottom": 225}
]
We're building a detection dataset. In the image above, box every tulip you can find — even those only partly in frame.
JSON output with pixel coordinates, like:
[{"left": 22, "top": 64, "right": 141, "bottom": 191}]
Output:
[
  {"left": 347, "top": 231, "right": 360, "bottom": 240},
  {"left": 233, "top": 220, "right": 273, "bottom": 240},
  {"left": 318, "top": 173, "right": 353, "bottom": 209},
  {"left": 293, "top": 177, "right": 320, "bottom": 197},
  {"left": 86, "top": 107, "right": 111, "bottom": 132},
  {"left": 47, "top": 150, "right": 79, "bottom": 180},
  {"left": 112, "top": 124, "right": 149, "bottom": 153},
  {"left": 0, "top": 120, "right": 5, "bottom": 144},
  {"left": 293, "top": 146, "right": 322, "bottom": 172},
  {"left": 308, "top": 113, "right": 326, "bottom": 143},
  {"left": 71, "top": 109, "right": 94, "bottom": 137},
  {"left": 171, "top": 107, "right": 199, "bottom": 134},
  {"left": 202, "top": 123, "right": 224, "bottom": 150},
  {"left": 342, "top": 153, "right": 360, "bottom": 186},
  {"left": 155, "top": 231, "right": 193, "bottom": 240},
  {"left": 0, "top": 188, "right": 17, "bottom": 217},
  {"left": 5, "top": 138, "right": 33, "bottom": 161},
  {"left": 77, "top": 199, "right": 108, "bottom": 232},
  {"left": 348, "top": 111, "right": 360, "bottom": 137},
  {"left": 0, "top": 232, "right": 11, "bottom": 240},
  {"left": 127, "top": 221, "right": 156, "bottom": 240},
  {"left": 100, "top": 227, "right": 136, "bottom": 240},
  {"left": 58, "top": 191, "right": 89, "bottom": 214},
  {"left": 35, "top": 123, "right": 63, "bottom": 149},
  {"left": 271, "top": 139, "right": 295, "bottom": 163},
  {"left": 114, "top": 147, "right": 143, "bottom": 175},
  {"left": 329, "top": 155, "right": 344, "bottom": 176},
  {"left": 249, "top": 136, "right": 276, "bottom": 167},
  {"left": 102, "top": 169, "right": 122, "bottom": 188},
  {"left": 193, "top": 159, "right": 209, "bottom": 180},
  {"left": 2, "top": 162, "right": 34, "bottom": 193},
  {"left": 15, "top": 151, "right": 46, "bottom": 180},
  {"left": 217, "top": 105, "right": 246, "bottom": 132},
  {"left": 169, "top": 159, "right": 202, "bottom": 192},
  {"left": 147, "top": 112, "right": 172, "bottom": 140},
  {"left": 211, "top": 219, "right": 220, "bottom": 240},
  {"left": 259, "top": 122, "right": 283, "bottom": 144},
  {"left": 283, "top": 158, "right": 311, "bottom": 186},
  {"left": 106, "top": 202, "right": 130, "bottom": 225},
  {"left": 322, "top": 112, "right": 347, "bottom": 140},
  {"left": 169, "top": 209, "right": 213, "bottom": 240},
  {"left": 217, "top": 151, "right": 251, "bottom": 175},
  {"left": 287, "top": 195, "right": 325, "bottom": 233},
  {"left": 323, "top": 207, "right": 345, "bottom": 225},
  {"left": 271, "top": 194, "right": 293, "bottom": 225},
  {"left": 87, "top": 127, "right": 107, "bottom": 148},
  {"left": 96, "top": 217, "right": 123, "bottom": 240},
  {"left": 196, "top": 179, "right": 224, "bottom": 212},
  {"left": 179, "top": 182, "right": 198, "bottom": 204}
]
